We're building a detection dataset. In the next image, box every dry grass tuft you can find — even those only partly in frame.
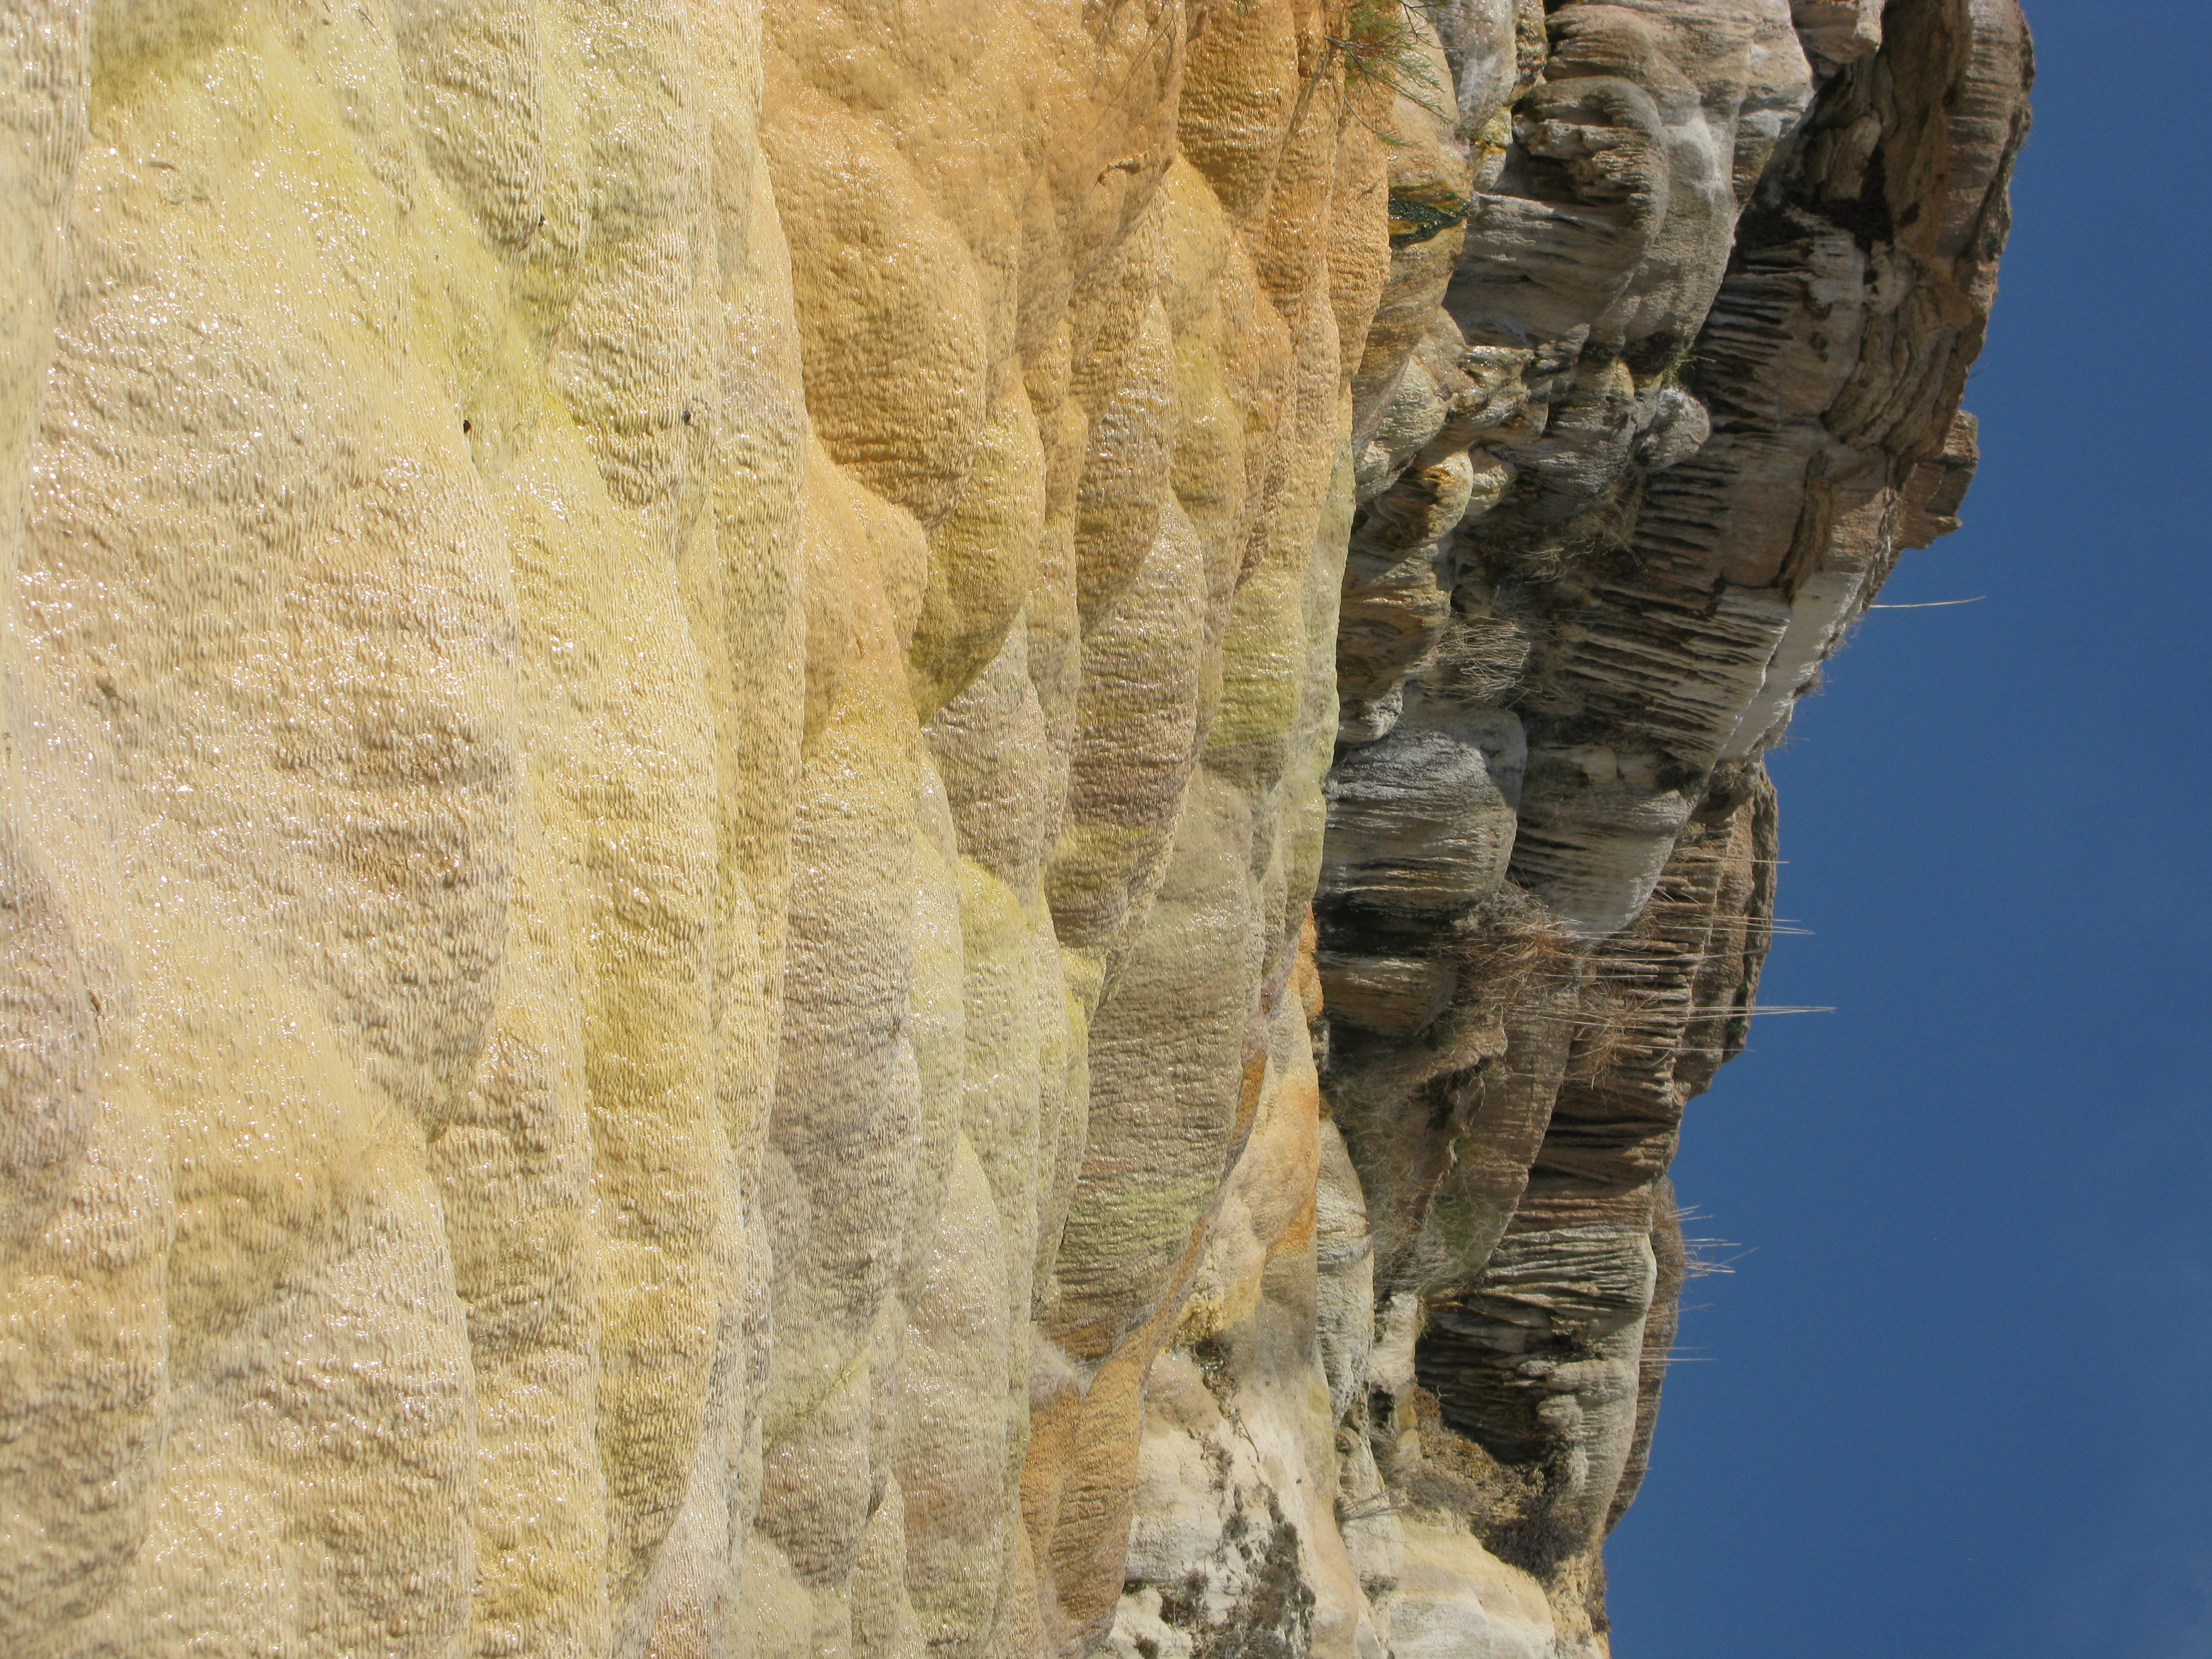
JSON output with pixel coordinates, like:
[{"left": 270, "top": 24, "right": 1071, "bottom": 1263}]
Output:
[{"left": 1417, "top": 607, "right": 1531, "bottom": 708}]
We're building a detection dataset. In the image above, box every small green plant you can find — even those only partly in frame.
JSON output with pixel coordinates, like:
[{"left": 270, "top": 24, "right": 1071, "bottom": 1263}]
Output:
[
  {"left": 1275, "top": 0, "right": 1451, "bottom": 167},
  {"left": 1334, "top": 0, "right": 1453, "bottom": 121},
  {"left": 1260, "top": 2, "right": 1459, "bottom": 223}
]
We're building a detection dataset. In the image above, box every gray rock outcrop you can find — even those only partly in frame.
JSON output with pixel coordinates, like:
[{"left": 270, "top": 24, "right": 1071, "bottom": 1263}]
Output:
[{"left": 1285, "top": 2, "right": 2030, "bottom": 1651}]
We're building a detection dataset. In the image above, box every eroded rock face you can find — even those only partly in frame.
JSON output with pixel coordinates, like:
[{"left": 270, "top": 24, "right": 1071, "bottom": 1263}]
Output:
[
  {"left": 0, "top": 3, "right": 2024, "bottom": 1657},
  {"left": 1308, "top": 2, "right": 2029, "bottom": 1651}
]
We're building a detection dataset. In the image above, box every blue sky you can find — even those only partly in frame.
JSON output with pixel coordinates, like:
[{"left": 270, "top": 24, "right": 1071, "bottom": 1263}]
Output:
[{"left": 1605, "top": 4, "right": 2212, "bottom": 1654}]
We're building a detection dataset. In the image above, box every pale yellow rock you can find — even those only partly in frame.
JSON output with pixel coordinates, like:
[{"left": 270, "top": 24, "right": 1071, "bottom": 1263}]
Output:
[{"left": 1386, "top": 1519, "right": 1558, "bottom": 1659}]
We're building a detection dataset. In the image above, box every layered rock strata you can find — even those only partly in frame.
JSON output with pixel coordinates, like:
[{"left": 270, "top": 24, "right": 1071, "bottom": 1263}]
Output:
[{"left": 0, "top": 3, "right": 2026, "bottom": 1657}]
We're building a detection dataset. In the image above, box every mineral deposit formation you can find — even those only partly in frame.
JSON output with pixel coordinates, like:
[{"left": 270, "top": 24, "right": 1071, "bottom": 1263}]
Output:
[{"left": 0, "top": 1, "right": 2028, "bottom": 1653}]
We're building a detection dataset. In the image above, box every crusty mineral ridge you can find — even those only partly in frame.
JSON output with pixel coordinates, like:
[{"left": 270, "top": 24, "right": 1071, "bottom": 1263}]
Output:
[{"left": 0, "top": 2, "right": 2025, "bottom": 1656}]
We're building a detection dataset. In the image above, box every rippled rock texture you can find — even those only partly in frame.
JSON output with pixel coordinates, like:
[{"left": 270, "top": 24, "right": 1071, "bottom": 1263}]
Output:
[{"left": 0, "top": 2, "right": 2025, "bottom": 1655}]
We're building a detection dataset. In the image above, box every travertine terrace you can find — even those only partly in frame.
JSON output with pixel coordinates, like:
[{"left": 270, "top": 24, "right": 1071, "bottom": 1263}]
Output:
[{"left": 0, "top": 2, "right": 2028, "bottom": 1654}]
